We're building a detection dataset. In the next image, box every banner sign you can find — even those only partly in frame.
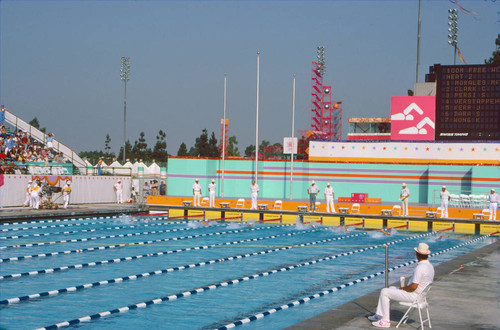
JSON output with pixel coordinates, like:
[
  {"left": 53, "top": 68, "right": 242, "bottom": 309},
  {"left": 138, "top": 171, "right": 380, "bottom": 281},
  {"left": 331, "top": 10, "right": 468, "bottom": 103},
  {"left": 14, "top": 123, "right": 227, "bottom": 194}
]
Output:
[{"left": 390, "top": 96, "right": 436, "bottom": 141}]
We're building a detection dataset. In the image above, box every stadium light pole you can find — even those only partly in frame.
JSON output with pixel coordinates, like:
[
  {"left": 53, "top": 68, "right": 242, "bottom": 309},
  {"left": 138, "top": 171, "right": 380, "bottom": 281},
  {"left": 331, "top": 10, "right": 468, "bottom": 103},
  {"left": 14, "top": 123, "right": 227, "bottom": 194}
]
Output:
[
  {"left": 222, "top": 73, "right": 227, "bottom": 197},
  {"left": 120, "top": 57, "right": 131, "bottom": 163},
  {"left": 448, "top": 9, "right": 458, "bottom": 65},
  {"left": 290, "top": 74, "right": 296, "bottom": 200},
  {"left": 416, "top": 0, "right": 422, "bottom": 83}
]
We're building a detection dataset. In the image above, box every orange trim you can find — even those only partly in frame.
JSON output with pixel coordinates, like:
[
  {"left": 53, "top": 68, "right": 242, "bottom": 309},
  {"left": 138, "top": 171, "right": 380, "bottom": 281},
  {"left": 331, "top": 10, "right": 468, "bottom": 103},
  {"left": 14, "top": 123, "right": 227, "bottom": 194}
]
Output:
[{"left": 215, "top": 170, "right": 500, "bottom": 182}]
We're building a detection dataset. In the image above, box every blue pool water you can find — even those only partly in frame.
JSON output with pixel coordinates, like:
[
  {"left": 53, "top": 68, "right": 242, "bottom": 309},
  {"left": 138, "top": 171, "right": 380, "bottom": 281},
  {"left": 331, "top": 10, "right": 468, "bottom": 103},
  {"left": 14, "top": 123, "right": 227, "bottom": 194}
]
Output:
[{"left": 0, "top": 214, "right": 495, "bottom": 329}]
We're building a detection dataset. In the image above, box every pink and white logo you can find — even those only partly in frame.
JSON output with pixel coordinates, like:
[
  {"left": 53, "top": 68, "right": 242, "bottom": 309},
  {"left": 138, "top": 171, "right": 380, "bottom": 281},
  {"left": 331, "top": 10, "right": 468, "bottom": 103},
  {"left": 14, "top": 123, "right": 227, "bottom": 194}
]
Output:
[{"left": 390, "top": 96, "right": 435, "bottom": 141}]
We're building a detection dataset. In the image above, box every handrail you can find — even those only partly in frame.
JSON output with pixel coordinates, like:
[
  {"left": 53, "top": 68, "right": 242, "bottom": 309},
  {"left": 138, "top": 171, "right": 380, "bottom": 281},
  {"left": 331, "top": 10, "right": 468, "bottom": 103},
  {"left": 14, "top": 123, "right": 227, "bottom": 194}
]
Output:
[{"left": 3, "top": 108, "right": 87, "bottom": 174}]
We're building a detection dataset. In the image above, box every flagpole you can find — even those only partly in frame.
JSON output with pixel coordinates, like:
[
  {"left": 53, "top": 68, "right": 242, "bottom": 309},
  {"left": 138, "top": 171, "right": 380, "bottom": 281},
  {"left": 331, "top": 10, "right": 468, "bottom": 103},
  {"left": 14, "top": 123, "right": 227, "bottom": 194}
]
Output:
[
  {"left": 222, "top": 73, "right": 227, "bottom": 197},
  {"left": 255, "top": 51, "right": 260, "bottom": 183},
  {"left": 290, "top": 74, "right": 296, "bottom": 200}
]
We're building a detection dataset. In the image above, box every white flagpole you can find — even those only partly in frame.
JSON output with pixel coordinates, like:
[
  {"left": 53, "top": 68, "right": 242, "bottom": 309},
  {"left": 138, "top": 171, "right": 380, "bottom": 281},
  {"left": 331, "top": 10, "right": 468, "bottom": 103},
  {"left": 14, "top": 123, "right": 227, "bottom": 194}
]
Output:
[
  {"left": 255, "top": 51, "right": 260, "bottom": 182},
  {"left": 290, "top": 73, "right": 296, "bottom": 200},
  {"left": 222, "top": 73, "right": 227, "bottom": 197}
]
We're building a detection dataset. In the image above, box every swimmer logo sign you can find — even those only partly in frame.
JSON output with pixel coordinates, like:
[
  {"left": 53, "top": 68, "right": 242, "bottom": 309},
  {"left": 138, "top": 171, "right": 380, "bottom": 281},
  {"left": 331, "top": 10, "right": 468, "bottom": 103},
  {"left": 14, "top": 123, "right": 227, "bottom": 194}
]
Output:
[{"left": 390, "top": 96, "right": 436, "bottom": 141}]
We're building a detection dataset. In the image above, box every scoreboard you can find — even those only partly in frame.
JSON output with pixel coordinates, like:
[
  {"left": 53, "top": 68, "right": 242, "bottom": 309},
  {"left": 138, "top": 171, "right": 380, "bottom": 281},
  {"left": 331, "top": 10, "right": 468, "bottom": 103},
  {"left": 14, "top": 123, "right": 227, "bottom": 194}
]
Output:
[{"left": 426, "top": 64, "right": 500, "bottom": 141}]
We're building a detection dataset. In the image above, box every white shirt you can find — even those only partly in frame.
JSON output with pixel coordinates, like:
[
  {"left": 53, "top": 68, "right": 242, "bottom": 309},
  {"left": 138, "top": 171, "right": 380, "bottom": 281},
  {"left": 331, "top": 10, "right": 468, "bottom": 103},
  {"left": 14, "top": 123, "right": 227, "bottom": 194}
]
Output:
[
  {"left": 489, "top": 193, "right": 499, "bottom": 203},
  {"left": 250, "top": 184, "right": 259, "bottom": 194},
  {"left": 192, "top": 183, "right": 201, "bottom": 193},
  {"left": 308, "top": 185, "right": 320, "bottom": 194},
  {"left": 63, "top": 184, "right": 71, "bottom": 195},
  {"left": 440, "top": 190, "right": 450, "bottom": 201},
  {"left": 114, "top": 182, "right": 122, "bottom": 191},
  {"left": 208, "top": 183, "right": 216, "bottom": 192},
  {"left": 324, "top": 186, "right": 334, "bottom": 197},
  {"left": 401, "top": 188, "right": 410, "bottom": 198},
  {"left": 409, "top": 259, "right": 434, "bottom": 294}
]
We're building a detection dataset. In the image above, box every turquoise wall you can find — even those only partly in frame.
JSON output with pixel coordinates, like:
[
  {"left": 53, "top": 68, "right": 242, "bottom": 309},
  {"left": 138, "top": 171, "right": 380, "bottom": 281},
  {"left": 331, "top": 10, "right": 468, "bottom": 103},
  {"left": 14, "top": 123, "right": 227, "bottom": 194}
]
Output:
[{"left": 167, "top": 157, "right": 500, "bottom": 205}]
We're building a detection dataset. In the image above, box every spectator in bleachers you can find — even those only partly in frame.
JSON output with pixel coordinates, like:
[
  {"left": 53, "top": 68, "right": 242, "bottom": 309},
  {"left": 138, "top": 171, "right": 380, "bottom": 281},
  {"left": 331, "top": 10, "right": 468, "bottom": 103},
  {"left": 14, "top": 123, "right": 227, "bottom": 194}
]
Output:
[{"left": 45, "top": 133, "right": 54, "bottom": 149}]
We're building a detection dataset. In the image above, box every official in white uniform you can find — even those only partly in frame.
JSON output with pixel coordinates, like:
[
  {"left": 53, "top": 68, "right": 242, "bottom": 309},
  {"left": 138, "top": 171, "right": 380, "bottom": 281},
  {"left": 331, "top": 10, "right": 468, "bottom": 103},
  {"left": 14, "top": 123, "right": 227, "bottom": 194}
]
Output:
[
  {"left": 250, "top": 180, "right": 260, "bottom": 209},
  {"left": 62, "top": 181, "right": 72, "bottom": 209},
  {"left": 324, "top": 183, "right": 335, "bottom": 213},
  {"left": 440, "top": 186, "right": 451, "bottom": 218},
  {"left": 24, "top": 180, "right": 33, "bottom": 207},
  {"left": 192, "top": 178, "right": 201, "bottom": 206},
  {"left": 400, "top": 183, "right": 410, "bottom": 216},
  {"left": 30, "top": 181, "right": 41, "bottom": 209},
  {"left": 114, "top": 180, "right": 123, "bottom": 204},
  {"left": 208, "top": 179, "right": 216, "bottom": 207},
  {"left": 369, "top": 243, "right": 434, "bottom": 328},
  {"left": 489, "top": 188, "right": 499, "bottom": 221}
]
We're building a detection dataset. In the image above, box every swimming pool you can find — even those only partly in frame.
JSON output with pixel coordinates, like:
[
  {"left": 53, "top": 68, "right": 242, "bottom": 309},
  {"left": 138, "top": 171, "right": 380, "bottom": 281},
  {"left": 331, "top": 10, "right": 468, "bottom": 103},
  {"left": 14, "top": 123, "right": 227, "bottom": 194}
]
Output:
[{"left": 0, "top": 214, "right": 495, "bottom": 329}]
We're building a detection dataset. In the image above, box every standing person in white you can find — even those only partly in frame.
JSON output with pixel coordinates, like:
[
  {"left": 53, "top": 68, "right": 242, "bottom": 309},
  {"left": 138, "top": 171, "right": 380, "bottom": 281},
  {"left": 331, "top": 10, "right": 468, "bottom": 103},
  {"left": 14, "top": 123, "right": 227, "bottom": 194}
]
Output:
[
  {"left": 400, "top": 183, "right": 410, "bottom": 216},
  {"left": 440, "top": 186, "right": 451, "bottom": 218},
  {"left": 324, "top": 183, "right": 335, "bottom": 213},
  {"left": 30, "top": 181, "right": 41, "bottom": 209},
  {"left": 62, "top": 181, "right": 72, "bottom": 209},
  {"left": 23, "top": 180, "right": 33, "bottom": 207},
  {"left": 250, "top": 180, "right": 260, "bottom": 209},
  {"left": 208, "top": 179, "right": 216, "bottom": 207},
  {"left": 192, "top": 178, "right": 201, "bottom": 206},
  {"left": 368, "top": 243, "right": 434, "bottom": 328},
  {"left": 488, "top": 188, "right": 499, "bottom": 220},
  {"left": 114, "top": 180, "right": 123, "bottom": 204}
]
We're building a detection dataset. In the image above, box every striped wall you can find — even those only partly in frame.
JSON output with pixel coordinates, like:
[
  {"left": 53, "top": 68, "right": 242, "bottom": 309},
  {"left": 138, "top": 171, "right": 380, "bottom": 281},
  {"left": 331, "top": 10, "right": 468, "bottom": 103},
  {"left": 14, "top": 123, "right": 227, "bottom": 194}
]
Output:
[{"left": 166, "top": 157, "right": 500, "bottom": 205}]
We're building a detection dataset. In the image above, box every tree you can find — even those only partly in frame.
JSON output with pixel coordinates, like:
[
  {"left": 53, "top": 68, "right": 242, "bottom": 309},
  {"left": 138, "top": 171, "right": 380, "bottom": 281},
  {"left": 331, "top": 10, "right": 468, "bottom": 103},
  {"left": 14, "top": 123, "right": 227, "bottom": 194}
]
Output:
[
  {"left": 152, "top": 130, "right": 168, "bottom": 163},
  {"left": 191, "top": 128, "right": 209, "bottom": 157},
  {"left": 177, "top": 142, "right": 188, "bottom": 156},
  {"left": 227, "top": 136, "right": 240, "bottom": 156},
  {"left": 259, "top": 140, "right": 270, "bottom": 153},
  {"left": 118, "top": 140, "right": 133, "bottom": 161},
  {"left": 104, "top": 134, "right": 112, "bottom": 152},
  {"left": 29, "top": 117, "right": 46, "bottom": 133},
  {"left": 208, "top": 132, "right": 219, "bottom": 157},
  {"left": 244, "top": 144, "right": 255, "bottom": 158},
  {"left": 485, "top": 33, "right": 500, "bottom": 65},
  {"left": 131, "top": 132, "right": 151, "bottom": 161}
]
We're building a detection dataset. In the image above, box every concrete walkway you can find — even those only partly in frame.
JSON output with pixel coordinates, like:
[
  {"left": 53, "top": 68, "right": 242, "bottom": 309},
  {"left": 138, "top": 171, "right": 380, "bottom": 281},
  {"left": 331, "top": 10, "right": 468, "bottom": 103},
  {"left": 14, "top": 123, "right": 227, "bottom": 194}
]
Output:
[{"left": 288, "top": 239, "right": 499, "bottom": 330}]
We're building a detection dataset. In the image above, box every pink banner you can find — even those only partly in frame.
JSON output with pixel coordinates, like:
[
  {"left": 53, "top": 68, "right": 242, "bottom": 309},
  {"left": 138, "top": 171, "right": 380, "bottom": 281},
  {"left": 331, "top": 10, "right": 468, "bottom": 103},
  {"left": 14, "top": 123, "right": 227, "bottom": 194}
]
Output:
[{"left": 390, "top": 96, "right": 436, "bottom": 141}]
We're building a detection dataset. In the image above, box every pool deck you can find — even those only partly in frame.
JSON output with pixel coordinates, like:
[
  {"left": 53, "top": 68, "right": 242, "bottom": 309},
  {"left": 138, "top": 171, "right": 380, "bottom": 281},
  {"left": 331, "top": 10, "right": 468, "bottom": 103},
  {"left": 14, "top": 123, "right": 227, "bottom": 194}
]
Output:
[
  {"left": 0, "top": 203, "right": 145, "bottom": 222},
  {"left": 287, "top": 239, "right": 500, "bottom": 330}
]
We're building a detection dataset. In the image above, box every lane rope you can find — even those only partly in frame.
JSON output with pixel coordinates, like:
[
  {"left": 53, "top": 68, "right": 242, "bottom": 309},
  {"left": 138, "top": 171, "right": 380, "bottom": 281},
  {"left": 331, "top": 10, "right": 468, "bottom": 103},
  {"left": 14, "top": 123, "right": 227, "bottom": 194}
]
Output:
[
  {"left": 1, "top": 225, "right": 322, "bottom": 280},
  {"left": 216, "top": 234, "right": 494, "bottom": 329},
  {"left": 1, "top": 228, "right": 345, "bottom": 304},
  {"left": 32, "top": 232, "right": 435, "bottom": 328},
  {"left": 0, "top": 224, "right": 293, "bottom": 263}
]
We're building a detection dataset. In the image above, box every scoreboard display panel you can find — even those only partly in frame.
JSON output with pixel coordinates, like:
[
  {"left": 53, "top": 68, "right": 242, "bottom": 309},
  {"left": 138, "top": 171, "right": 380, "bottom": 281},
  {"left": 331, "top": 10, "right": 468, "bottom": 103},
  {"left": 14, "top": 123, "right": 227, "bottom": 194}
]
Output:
[{"left": 430, "top": 64, "right": 500, "bottom": 141}]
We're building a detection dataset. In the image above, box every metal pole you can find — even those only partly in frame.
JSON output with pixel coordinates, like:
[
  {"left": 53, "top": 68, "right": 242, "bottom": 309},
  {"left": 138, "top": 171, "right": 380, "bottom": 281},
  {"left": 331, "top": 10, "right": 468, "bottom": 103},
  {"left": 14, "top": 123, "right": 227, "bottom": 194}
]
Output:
[
  {"left": 454, "top": 45, "right": 457, "bottom": 65},
  {"left": 123, "top": 79, "right": 127, "bottom": 163},
  {"left": 255, "top": 51, "right": 260, "bottom": 182},
  {"left": 416, "top": 0, "right": 422, "bottom": 83},
  {"left": 384, "top": 244, "right": 389, "bottom": 288},
  {"left": 290, "top": 74, "right": 296, "bottom": 200},
  {"left": 222, "top": 73, "right": 227, "bottom": 197}
]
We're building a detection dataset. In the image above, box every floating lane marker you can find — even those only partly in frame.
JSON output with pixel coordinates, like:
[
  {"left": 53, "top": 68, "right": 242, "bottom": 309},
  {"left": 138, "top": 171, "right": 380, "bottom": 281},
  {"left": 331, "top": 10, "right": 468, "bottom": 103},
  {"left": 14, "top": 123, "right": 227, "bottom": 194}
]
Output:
[
  {"left": 1, "top": 225, "right": 320, "bottom": 280},
  {"left": 32, "top": 231, "right": 435, "bottom": 328},
  {"left": 1, "top": 228, "right": 336, "bottom": 304},
  {"left": 0, "top": 215, "right": 118, "bottom": 227},
  {"left": 216, "top": 234, "right": 494, "bottom": 329},
  {"left": 0, "top": 223, "right": 210, "bottom": 249},
  {"left": 0, "top": 224, "right": 289, "bottom": 263}
]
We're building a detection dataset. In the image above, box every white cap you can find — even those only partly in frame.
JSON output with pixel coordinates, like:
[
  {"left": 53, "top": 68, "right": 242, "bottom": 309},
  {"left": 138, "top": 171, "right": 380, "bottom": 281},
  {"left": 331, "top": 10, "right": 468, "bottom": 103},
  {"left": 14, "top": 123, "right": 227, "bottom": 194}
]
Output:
[
  {"left": 402, "top": 182, "right": 406, "bottom": 186},
  {"left": 211, "top": 179, "right": 215, "bottom": 183},
  {"left": 312, "top": 180, "right": 315, "bottom": 184},
  {"left": 118, "top": 179, "right": 121, "bottom": 182},
  {"left": 492, "top": 188, "right": 495, "bottom": 192},
  {"left": 67, "top": 181, "right": 71, "bottom": 185},
  {"left": 414, "top": 242, "right": 430, "bottom": 255},
  {"left": 327, "top": 183, "right": 330, "bottom": 186},
  {"left": 195, "top": 178, "right": 199, "bottom": 182},
  {"left": 28, "top": 180, "right": 32, "bottom": 183},
  {"left": 442, "top": 185, "right": 446, "bottom": 189}
]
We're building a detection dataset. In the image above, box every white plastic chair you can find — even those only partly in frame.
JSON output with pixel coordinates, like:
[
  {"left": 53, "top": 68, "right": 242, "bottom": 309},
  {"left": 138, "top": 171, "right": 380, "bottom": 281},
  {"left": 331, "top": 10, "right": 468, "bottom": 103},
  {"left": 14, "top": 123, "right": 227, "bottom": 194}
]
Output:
[
  {"left": 351, "top": 203, "right": 360, "bottom": 214},
  {"left": 200, "top": 197, "right": 209, "bottom": 206},
  {"left": 315, "top": 201, "right": 321, "bottom": 212},
  {"left": 392, "top": 205, "right": 402, "bottom": 216},
  {"left": 481, "top": 208, "right": 491, "bottom": 219},
  {"left": 460, "top": 194, "right": 471, "bottom": 208},
  {"left": 396, "top": 284, "right": 432, "bottom": 329},
  {"left": 273, "top": 200, "right": 283, "bottom": 210},
  {"left": 449, "top": 194, "right": 460, "bottom": 207},
  {"left": 236, "top": 199, "right": 245, "bottom": 208}
]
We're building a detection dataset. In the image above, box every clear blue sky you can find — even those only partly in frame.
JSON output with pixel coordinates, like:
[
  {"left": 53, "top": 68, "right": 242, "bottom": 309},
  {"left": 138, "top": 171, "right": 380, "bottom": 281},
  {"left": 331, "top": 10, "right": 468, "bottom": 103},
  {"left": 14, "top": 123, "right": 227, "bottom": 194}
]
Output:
[{"left": 1, "top": 0, "right": 498, "bottom": 155}]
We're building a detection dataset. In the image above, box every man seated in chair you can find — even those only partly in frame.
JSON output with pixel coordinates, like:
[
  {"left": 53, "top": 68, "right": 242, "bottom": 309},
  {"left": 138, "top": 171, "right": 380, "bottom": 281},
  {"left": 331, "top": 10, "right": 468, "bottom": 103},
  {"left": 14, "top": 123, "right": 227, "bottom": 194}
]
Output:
[{"left": 368, "top": 243, "right": 434, "bottom": 328}]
